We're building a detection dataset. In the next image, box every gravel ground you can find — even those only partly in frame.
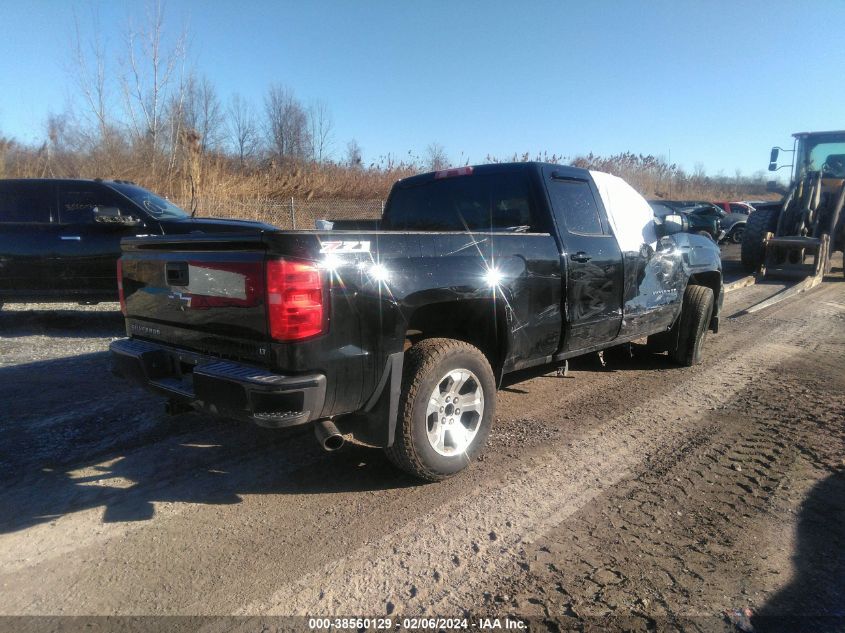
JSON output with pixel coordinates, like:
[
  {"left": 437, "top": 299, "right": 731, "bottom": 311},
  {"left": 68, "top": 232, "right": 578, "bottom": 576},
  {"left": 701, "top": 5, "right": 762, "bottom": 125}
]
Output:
[{"left": 0, "top": 251, "right": 843, "bottom": 633}]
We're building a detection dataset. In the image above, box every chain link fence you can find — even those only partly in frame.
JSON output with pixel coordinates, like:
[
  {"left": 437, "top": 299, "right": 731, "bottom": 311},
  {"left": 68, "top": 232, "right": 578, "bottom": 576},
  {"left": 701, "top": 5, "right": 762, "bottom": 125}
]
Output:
[{"left": 184, "top": 197, "right": 385, "bottom": 230}]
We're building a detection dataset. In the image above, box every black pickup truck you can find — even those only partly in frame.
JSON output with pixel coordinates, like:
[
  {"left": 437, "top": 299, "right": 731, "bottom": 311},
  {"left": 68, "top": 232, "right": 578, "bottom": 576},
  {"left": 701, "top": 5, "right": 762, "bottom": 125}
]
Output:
[
  {"left": 0, "top": 178, "right": 271, "bottom": 307},
  {"left": 110, "top": 163, "right": 723, "bottom": 480}
]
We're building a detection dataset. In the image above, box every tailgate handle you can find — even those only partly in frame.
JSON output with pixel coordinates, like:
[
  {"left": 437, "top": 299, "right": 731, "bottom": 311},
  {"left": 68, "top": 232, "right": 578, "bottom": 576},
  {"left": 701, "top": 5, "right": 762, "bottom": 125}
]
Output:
[{"left": 166, "top": 261, "right": 189, "bottom": 286}]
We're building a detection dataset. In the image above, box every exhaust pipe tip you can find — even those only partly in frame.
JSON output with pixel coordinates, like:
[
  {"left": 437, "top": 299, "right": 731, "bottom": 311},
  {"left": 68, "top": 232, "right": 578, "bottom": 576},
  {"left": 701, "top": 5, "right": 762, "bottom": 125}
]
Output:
[
  {"left": 314, "top": 419, "right": 345, "bottom": 452},
  {"left": 322, "top": 433, "right": 345, "bottom": 451}
]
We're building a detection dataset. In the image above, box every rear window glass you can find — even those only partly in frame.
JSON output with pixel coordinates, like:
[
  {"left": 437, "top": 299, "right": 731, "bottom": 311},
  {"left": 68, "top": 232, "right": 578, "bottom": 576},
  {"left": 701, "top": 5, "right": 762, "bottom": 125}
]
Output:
[
  {"left": 0, "top": 183, "right": 53, "bottom": 223},
  {"left": 384, "top": 173, "right": 536, "bottom": 231}
]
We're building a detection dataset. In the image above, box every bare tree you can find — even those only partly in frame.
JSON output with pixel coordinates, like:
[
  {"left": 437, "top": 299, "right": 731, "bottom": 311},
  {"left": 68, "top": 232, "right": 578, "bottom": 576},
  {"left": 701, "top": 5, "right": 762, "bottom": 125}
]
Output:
[
  {"left": 119, "top": 0, "right": 187, "bottom": 156},
  {"left": 264, "top": 84, "right": 310, "bottom": 160},
  {"left": 227, "top": 93, "right": 259, "bottom": 166},
  {"left": 345, "top": 139, "right": 363, "bottom": 168},
  {"left": 307, "top": 100, "right": 334, "bottom": 163},
  {"left": 425, "top": 142, "right": 449, "bottom": 171},
  {"left": 71, "top": 9, "right": 110, "bottom": 143}
]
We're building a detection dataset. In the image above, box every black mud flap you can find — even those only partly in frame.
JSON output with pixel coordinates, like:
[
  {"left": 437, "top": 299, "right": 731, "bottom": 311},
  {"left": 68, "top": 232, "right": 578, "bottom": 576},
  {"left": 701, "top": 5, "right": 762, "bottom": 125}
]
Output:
[
  {"left": 335, "top": 352, "right": 403, "bottom": 448},
  {"left": 646, "top": 315, "right": 682, "bottom": 353}
]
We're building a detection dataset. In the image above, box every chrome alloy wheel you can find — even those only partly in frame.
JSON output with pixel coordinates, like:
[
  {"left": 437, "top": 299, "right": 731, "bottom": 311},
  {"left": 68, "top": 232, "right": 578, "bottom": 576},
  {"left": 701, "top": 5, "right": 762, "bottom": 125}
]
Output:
[{"left": 425, "top": 368, "right": 484, "bottom": 456}]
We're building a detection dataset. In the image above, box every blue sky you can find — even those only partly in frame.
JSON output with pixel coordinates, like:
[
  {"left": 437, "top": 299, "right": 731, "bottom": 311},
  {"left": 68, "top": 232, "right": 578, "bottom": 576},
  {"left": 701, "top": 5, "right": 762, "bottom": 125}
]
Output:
[{"left": 0, "top": 0, "right": 842, "bottom": 177}]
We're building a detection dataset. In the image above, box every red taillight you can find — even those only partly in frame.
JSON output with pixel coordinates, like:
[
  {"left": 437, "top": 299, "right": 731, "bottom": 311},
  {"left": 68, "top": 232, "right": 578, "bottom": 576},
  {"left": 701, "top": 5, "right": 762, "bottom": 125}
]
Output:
[
  {"left": 116, "top": 258, "right": 127, "bottom": 315},
  {"left": 434, "top": 166, "right": 473, "bottom": 179},
  {"left": 266, "top": 259, "right": 325, "bottom": 341}
]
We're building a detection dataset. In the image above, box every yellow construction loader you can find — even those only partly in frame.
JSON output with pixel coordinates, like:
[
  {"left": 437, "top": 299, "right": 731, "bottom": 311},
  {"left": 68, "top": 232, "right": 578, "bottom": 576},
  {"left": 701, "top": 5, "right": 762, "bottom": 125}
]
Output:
[{"left": 742, "top": 130, "right": 845, "bottom": 280}]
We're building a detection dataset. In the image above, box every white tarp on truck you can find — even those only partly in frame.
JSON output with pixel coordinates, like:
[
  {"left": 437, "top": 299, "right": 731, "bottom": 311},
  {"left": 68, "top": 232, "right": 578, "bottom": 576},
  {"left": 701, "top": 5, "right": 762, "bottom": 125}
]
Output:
[{"left": 590, "top": 170, "right": 657, "bottom": 252}]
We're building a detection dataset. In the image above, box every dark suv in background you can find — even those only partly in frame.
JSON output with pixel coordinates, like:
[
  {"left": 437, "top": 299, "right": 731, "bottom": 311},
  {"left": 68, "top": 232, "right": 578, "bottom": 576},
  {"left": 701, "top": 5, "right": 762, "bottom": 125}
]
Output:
[{"left": 0, "top": 179, "right": 270, "bottom": 307}]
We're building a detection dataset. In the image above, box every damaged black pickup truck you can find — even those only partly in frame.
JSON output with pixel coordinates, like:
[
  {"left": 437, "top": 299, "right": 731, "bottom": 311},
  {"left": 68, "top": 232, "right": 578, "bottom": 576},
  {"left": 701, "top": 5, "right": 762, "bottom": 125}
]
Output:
[{"left": 110, "top": 163, "right": 723, "bottom": 480}]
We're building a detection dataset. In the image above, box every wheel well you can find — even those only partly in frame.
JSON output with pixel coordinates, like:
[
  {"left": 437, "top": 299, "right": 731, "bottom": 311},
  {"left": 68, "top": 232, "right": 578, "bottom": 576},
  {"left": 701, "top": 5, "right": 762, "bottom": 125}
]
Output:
[
  {"left": 688, "top": 271, "right": 721, "bottom": 330},
  {"left": 405, "top": 300, "right": 507, "bottom": 377}
]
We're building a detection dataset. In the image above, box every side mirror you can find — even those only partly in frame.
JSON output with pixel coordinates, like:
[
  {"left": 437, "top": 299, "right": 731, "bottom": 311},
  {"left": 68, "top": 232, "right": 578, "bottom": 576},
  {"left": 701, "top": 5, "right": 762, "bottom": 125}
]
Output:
[
  {"left": 768, "top": 147, "right": 779, "bottom": 171},
  {"left": 93, "top": 206, "right": 122, "bottom": 221},
  {"left": 94, "top": 206, "right": 141, "bottom": 227},
  {"left": 655, "top": 213, "right": 687, "bottom": 238}
]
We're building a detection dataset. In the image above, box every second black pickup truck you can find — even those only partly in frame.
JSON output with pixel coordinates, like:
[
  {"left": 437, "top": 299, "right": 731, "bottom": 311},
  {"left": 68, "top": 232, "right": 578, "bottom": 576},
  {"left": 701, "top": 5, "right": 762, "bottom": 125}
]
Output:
[{"left": 111, "top": 163, "right": 723, "bottom": 480}]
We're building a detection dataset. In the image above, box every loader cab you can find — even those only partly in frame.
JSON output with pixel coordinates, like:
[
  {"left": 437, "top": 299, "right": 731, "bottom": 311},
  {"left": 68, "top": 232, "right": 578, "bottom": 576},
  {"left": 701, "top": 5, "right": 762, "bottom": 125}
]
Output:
[{"left": 772, "top": 131, "right": 845, "bottom": 185}]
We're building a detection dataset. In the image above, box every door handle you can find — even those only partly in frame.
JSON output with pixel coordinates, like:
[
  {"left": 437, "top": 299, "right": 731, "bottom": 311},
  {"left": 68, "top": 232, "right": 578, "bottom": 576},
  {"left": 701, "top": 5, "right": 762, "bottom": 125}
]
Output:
[
  {"left": 60, "top": 236, "right": 82, "bottom": 241},
  {"left": 570, "top": 251, "right": 592, "bottom": 263}
]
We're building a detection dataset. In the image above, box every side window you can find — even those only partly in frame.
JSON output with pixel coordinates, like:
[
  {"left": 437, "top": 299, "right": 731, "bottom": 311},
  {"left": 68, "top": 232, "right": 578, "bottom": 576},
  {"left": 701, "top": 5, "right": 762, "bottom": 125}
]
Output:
[
  {"left": 0, "top": 183, "right": 54, "bottom": 223},
  {"left": 60, "top": 186, "right": 127, "bottom": 224},
  {"left": 548, "top": 179, "right": 604, "bottom": 235},
  {"left": 729, "top": 204, "right": 748, "bottom": 215}
]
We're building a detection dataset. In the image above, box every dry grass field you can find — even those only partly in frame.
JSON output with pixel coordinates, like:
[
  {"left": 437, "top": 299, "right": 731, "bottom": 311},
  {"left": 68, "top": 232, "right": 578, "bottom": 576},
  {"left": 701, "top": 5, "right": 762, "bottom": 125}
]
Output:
[{"left": 0, "top": 138, "right": 777, "bottom": 228}]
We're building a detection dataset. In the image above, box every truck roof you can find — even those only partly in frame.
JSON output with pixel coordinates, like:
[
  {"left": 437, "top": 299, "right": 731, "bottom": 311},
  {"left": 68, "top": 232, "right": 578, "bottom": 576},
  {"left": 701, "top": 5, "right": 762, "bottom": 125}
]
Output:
[{"left": 394, "top": 162, "right": 590, "bottom": 188}]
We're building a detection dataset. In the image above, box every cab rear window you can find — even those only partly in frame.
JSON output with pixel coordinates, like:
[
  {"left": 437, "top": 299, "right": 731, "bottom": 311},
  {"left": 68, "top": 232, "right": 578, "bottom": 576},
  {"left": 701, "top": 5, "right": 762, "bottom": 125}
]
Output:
[{"left": 384, "top": 173, "right": 536, "bottom": 232}]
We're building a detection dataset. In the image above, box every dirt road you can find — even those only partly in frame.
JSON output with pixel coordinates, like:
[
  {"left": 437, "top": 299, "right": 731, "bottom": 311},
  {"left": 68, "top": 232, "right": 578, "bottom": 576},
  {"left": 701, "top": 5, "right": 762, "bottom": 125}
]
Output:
[{"left": 1, "top": 259, "right": 843, "bottom": 632}]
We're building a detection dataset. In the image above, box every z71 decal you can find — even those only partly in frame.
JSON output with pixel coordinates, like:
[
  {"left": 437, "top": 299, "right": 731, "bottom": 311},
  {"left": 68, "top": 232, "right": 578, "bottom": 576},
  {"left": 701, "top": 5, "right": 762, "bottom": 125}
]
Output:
[{"left": 319, "top": 240, "right": 371, "bottom": 254}]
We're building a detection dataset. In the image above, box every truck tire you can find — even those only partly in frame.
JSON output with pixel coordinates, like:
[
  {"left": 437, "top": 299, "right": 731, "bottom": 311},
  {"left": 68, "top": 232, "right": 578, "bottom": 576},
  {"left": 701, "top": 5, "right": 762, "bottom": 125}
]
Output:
[
  {"left": 385, "top": 338, "right": 495, "bottom": 481},
  {"left": 670, "top": 285, "right": 714, "bottom": 367},
  {"left": 741, "top": 207, "right": 779, "bottom": 271},
  {"left": 730, "top": 224, "right": 745, "bottom": 244}
]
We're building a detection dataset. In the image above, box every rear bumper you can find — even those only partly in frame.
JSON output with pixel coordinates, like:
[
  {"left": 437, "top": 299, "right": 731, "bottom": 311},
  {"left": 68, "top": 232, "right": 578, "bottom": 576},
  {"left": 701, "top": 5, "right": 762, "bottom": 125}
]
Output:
[{"left": 110, "top": 338, "right": 326, "bottom": 428}]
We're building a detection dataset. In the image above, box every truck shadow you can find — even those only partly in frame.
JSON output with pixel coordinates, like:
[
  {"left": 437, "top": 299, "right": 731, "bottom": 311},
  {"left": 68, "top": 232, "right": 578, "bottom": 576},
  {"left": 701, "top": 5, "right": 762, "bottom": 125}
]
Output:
[
  {"left": 0, "top": 306, "right": 124, "bottom": 338},
  {"left": 0, "top": 354, "right": 417, "bottom": 535},
  {"left": 751, "top": 469, "right": 845, "bottom": 632}
]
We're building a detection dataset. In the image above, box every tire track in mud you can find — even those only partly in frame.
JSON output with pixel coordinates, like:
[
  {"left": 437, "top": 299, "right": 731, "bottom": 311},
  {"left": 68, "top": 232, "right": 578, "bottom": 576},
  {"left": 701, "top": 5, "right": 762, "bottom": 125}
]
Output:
[{"left": 468, "top": 290, "right": 845, "bottom": 629}]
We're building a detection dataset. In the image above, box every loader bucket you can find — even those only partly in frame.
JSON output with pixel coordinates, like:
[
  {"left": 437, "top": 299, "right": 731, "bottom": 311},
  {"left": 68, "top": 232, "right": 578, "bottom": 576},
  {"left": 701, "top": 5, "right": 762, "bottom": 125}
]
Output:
[{"left": 759, "top": 234, "right": 830, "bottom": 282}]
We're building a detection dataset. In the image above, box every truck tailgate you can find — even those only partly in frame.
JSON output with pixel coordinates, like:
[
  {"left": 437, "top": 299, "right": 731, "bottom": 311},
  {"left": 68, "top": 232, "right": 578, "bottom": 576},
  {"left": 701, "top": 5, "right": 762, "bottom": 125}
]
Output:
[{"left": 121, "top": 233, "right": 271, "bottom": 364}]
